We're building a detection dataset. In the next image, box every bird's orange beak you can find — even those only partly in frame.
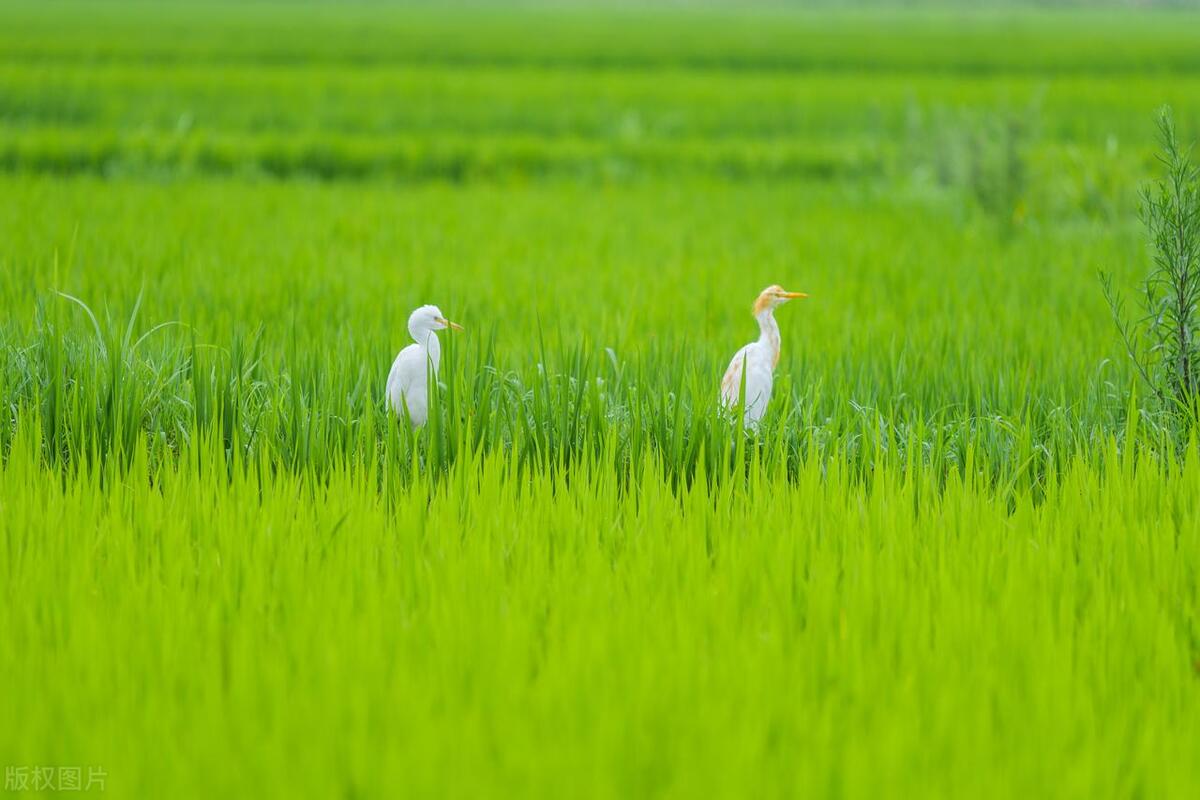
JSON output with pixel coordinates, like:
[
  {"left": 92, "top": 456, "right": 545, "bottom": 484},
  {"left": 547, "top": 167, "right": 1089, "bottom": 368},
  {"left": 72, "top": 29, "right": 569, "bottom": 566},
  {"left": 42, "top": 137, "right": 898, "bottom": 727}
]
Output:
[
  {"left": 437, "top": 317, "right": 464, "bottom": 331},
  {"left": 775, "top": 290, "right": 809, "bottom": 299}
]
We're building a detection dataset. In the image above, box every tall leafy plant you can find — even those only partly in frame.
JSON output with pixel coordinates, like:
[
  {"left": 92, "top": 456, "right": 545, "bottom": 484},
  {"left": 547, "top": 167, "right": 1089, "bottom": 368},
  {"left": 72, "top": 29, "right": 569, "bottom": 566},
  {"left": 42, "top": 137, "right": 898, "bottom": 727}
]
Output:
[{"left": 1102, "top": 109, "right": 1200, "bottom": 424}]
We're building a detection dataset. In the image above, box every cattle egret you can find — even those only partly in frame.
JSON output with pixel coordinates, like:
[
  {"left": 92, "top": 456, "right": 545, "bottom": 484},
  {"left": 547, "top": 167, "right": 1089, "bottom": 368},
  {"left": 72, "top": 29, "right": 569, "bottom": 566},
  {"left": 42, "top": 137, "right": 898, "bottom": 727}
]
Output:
[
  {"left": 719, "top": 285, "right": 808, "bottom": 427},
  {"left": 386, "top": 304, "right": 463, "bottom": 427}
]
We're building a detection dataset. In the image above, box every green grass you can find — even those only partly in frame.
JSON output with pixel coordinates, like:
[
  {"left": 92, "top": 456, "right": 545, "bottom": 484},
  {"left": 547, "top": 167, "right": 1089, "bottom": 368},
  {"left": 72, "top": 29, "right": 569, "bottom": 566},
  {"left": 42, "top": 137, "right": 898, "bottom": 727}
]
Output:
[
  {"left": 1, "top": 2, "right": 1199, "bottom": 798},
  {"left": 3, "top": 428, "right": 1198, "bottom": 797}
]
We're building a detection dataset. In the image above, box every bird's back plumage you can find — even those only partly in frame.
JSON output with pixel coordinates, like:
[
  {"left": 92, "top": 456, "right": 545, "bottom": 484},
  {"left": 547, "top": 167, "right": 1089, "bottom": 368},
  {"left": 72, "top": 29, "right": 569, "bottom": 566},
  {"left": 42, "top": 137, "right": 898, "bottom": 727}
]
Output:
[
  {"left": 387, "top": 343, "right": 433, "bottom": 427},
  {"left": 720, "top": 342, "right": 775, "bottom": 426}
]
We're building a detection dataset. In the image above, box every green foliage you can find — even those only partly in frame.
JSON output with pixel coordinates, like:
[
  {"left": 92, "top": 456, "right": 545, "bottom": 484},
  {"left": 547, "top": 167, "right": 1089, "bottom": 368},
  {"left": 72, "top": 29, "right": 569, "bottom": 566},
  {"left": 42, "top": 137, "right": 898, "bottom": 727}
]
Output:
[
  {"left": 1, "top": 4, "right": 1199, "bottom": 798},
  {"left": 1103, "top": 109, "right": 1200, "bottom": 425}
]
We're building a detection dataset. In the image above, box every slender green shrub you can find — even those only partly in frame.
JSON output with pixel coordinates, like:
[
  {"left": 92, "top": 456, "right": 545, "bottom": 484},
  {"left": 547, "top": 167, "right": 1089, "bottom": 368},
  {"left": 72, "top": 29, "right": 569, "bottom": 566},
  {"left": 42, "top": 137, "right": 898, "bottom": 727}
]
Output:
[{"left": 1102, "top": 108, "right": 1200, "bottom": 426}]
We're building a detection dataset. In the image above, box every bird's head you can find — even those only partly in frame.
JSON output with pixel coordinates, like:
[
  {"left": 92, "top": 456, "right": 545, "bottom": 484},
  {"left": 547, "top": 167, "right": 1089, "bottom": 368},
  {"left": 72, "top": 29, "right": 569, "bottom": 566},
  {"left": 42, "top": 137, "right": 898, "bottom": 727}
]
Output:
[
  {"left": 753, "top": 285, "right": 808, "bottom": 315},
  {"left": 408, "top": 304, "right": 463, "bottom": 341}
]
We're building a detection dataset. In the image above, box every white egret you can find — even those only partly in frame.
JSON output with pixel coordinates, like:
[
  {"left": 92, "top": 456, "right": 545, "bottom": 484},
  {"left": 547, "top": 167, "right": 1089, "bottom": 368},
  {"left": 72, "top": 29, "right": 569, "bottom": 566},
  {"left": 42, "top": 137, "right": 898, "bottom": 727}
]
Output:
[
  {"left": 386, "top": 304, "right": 463, "bottom": 427},
  {"left": 719, "top": 285, "right": 808, "bottom": 427}
]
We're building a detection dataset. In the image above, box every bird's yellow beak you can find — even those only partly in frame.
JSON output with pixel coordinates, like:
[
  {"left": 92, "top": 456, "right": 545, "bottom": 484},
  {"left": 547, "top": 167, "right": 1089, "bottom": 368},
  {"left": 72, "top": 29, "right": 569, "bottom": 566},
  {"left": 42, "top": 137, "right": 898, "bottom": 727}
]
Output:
[
  {"left": 437, "top": 317, "right": 464, "bottom": 331},
  {"left": 775, "top": 290, "right": 809, "bottom": 299}
]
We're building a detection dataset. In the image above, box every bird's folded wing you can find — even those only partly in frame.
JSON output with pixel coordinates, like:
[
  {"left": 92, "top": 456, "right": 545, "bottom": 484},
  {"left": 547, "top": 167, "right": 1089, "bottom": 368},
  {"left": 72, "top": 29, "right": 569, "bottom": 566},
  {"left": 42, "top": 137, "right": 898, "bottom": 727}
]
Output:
[{"left": 720, "top": 351, "right": 746, "bottom": 406}]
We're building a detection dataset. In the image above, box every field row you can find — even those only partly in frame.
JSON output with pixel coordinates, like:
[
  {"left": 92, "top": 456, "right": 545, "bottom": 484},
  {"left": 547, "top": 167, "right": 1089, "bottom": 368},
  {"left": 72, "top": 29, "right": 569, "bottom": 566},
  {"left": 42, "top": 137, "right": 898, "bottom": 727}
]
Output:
[
  {"left": 1, "top": 66, "right": 1190, "bottom": 194},
  {"left": 0, "top": 127, "right": 876, "bottom": 182},
  {"left": 5, "top": 4, "right": 1200, "bottom": 73},
  {"left": 2, "top": 64, "right": 1196, "bottom": 140}
]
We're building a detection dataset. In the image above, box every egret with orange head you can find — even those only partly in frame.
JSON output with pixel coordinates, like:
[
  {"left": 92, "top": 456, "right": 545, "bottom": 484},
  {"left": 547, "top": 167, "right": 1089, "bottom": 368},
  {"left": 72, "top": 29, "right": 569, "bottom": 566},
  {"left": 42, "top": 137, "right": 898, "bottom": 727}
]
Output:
[{"left": 719, "top": 285, "right": 808, "bottom": 428}]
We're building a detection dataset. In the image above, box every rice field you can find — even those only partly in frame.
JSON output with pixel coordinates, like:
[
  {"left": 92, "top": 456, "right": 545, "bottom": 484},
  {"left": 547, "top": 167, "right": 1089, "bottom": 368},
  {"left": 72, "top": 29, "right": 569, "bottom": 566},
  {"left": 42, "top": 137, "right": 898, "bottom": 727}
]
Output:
[{"left": 2, "top": 2, "right": 1199, "bottom": 797}]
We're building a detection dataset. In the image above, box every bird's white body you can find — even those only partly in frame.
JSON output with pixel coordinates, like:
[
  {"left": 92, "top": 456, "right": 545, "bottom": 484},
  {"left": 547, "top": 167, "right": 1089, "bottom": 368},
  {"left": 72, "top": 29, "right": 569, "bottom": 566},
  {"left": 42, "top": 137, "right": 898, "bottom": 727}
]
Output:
[
  {"left": 720, "top": 311, "right": 781, "bottom": 427},
  {"left": 386, "top": 305, "right": 460, "bottom": 427},
  {"left": 720, "top": 285, "right": 806, "bottom": 428},
  {"left": 386, "top": 338, "right": 440, "bottom": 427}
]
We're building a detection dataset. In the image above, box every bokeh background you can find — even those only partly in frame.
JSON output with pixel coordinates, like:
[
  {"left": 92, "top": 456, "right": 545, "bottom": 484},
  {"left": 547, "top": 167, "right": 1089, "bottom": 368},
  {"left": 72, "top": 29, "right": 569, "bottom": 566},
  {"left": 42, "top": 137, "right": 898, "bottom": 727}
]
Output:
[{"left": 3, "top": 2, "right": 1199, "bottom": 402}]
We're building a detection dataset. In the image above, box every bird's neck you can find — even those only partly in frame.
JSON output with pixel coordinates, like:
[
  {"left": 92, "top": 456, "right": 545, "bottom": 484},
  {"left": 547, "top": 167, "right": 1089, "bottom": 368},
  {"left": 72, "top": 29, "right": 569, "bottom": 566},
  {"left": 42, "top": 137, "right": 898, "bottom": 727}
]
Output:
[
  {"left": 755, "top": 310, "right": 781, "bottom": 368},
  {"left": 411, "top": 328, "right": 441, "bottom": 370}
]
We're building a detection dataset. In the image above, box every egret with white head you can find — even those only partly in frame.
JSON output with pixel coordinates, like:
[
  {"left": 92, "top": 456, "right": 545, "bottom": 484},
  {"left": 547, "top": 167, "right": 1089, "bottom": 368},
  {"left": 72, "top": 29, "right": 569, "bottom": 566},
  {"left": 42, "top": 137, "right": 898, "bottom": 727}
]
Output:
[
  {"left": 386, "top": 304, "right": 463, "bottom": 427},
  {"left": 719, "top": 284, "right": 808, "bottom": 428}
]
